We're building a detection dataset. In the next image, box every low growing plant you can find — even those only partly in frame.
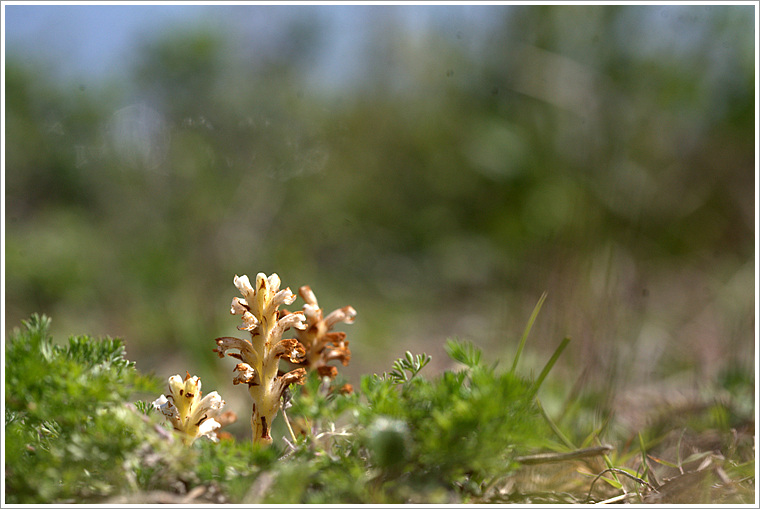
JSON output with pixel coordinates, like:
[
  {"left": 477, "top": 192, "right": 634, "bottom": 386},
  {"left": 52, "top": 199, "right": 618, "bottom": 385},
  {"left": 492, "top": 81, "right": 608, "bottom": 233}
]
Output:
[
  {"left": 4, "top": 314, "right": 179, "bottom": 503},
  {"left": 4, "top": 273, "right": 754, "bottom": 504}
]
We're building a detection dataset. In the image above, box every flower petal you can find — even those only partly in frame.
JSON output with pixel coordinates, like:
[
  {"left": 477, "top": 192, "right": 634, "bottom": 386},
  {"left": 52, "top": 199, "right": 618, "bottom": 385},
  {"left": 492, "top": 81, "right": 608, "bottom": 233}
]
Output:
[
  {"left": 270, "top": 338, "right": 306, "bottom": 364},
  {"left": 316, "top": 365, "right": 338, "bottom": 379},
  {"left": 324, "top": 341, "right": 351, "bottom": 366},
  {"left": 233, "top": 363, "right": 260, "bottom": 386},
  {"left": 299, "top": 285, "right": 318, "bottom": 306},
  {"left": 197, "top": 417, "right": 222, "bottom": 442},
  {"left": 198, "top": 391, "right": 225, "bottom": 414},
  {"left": 230, "top": 296, "right": 248, "bottom": 315},
  {"left": 152, "top": 394, "right": 181, "bottom": 428},
  {"left": 302, "top": 303, "right": 322, "bottom": 325},
  {"left": 324, "top": 306, "right": 357, "bottom": 328},
  {"left": 267, "top": 273, "right": 281, "bottom": 292},
  {"left": 214, "top": 336, "right": 259, "bottom": 366},
  {"left": 167, "top": 374, "right": 185, "bottom": 399},
  {"left": 233, "top": 274, "right": 255, "bottom": 302},
  {"left": 167, "top": 374, "right": 194, "bottom": 424},
  {"left": 255, "top": 273, "right": 270, "bottom": 314},
  {"left": 186, "top": 390, "right": 226, "bottom": 442},
  {"left": 271, "top": 311, "right": 306, "bottom": 341},
  {"left": 271, "top": 287, "right": 297, "bottom": 308},
  {"left": 273, "top": 368, "right": 307, "bottom": 399}
]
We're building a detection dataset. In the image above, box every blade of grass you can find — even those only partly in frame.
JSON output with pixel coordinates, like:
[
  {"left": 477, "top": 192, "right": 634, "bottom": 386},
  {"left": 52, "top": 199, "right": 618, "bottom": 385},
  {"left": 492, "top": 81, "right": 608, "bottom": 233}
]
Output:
[
  {"left": 580, "top": 413, "right": 613, "bottom": 450},
  {"left": 536, "top": 398, "right": 576, "bottom": 450},
  {"left": 676, "top": 428, "right": 685, "bottom": 474},
  {"left": 580, "top": 469, "right": 623, "bottom": 490},
  {"left": 515, "top": 444, "right": 613, "bottom": 465},
  {"left": 530, "top": 336, "right": 570, "bottom": 397},
  {"left": 637, "top": 432, "right": 649, "bottom": 473},
  {"left": 556, "top": 366, "right": 589, "bottom": 426},
  {"left": 510, "top": 291, "right": 547, "bottom": 374},
  {"left": 600, "top": 449, "right": 624, "bottom": 489},
  {"left": 584, "top": 468, "right": 656, "bottom": 503},
  {"left": 638, "top": 433, "right": 663, "bottom": 490},
  {"left": 647, "top": 454, "right": 680, "bottom": 469}
]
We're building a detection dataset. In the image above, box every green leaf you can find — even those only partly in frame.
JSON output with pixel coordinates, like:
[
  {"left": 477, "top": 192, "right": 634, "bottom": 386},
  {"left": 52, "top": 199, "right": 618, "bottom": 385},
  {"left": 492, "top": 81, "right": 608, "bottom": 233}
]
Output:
[
  {"left": 647, "top": 455, "right": 680, "bottom": 469},
  {"left": 510, "top": 292, "right": 547, "bottom": 374},
  {"left": 579, "top": 470, "right": 623, "bottom": 490},
  {"left": 444, "top": 339, "right": 482, "bottom": 368},
  {"left": 530, "top": 336, "right": 570, "bottom": 397}
]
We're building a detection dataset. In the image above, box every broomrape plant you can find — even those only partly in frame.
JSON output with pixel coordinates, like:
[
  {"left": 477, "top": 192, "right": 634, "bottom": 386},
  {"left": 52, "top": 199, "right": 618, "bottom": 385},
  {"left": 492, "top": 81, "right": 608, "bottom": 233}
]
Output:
[
  {"left": 152, "top": 372, "right": 226, "bottom": 445},
  {"left": 153, "top": 272, "right": 357, "bottom": 447},
  {"left": 212, "top": 273, "right": 310, "bottom": 445},
  {"left": 287, "top": 284, "right": 356, "bottom": 379}
]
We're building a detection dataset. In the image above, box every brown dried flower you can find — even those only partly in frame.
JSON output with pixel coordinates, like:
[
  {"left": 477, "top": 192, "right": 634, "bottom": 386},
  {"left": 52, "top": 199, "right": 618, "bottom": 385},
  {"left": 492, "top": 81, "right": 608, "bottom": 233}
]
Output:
[{"left": 287, "top": 285, "right": 356, "bottom": 378}]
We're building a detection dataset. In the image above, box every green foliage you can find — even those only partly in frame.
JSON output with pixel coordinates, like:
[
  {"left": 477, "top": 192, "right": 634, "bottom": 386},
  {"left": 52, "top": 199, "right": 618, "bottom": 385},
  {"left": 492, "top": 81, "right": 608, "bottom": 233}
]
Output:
[
  {"left": 445, "top": 338, "right": 483, "bottom": 369},
  {"left": 4, "top": 314, "right": 174, "bottom": 503},
  {"left": 380, "top": 346, "right": 549, "bottom": 488},
  {"left": 190, "top": 439, "right": 280, "bottom": 502},
  {"left": 5, "top": 314, "right": 157, "bottom": 426},
  {"left": 387, "top": 350, "right": 432, "bottom": 384},
  {"left": 5, "top": 314, "right": 753, "bottom": 503},
  {"left": 132, "top": 399, "right": 155, "bottom": 415},
  {"left": 6, "top": 314, "right": 556, "bottom": 503},
  {"left": 284, "top": 341, "right": 552, "bottom": 502}
]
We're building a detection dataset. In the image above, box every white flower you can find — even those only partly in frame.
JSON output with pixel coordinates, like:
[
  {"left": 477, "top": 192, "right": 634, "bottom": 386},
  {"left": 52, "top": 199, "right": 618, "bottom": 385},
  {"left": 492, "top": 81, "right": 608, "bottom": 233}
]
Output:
[{"left": 152, "top": 373, "right": 226, "bottom": 445}]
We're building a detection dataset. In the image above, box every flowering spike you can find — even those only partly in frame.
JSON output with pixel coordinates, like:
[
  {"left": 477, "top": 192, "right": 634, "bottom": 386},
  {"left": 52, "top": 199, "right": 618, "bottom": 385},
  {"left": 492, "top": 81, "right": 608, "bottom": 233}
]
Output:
[
  {"left": 284, "top": 286, "right": 356, "bottom": 379},
  {"left": 214, "top": 272, "right": 308, "bottom": 446},
  {"left": 152, "top": 374, "right": 226, "bottom": 445}
]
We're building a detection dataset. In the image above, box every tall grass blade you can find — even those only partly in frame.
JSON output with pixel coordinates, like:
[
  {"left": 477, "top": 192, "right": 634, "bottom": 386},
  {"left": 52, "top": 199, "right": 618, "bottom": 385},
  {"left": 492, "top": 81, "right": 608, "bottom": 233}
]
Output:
[
  {"left": 536, "top": 398, "right": 576, "bottom": 450},
  {"left": 510, "top": 291, "right": 548, "bottom": 374},
  {"left": 530, "top": 336, "right": 570, "bottom": 397},
  {"left": 638, "top": 432, "right": 653, "bottom": 484}
]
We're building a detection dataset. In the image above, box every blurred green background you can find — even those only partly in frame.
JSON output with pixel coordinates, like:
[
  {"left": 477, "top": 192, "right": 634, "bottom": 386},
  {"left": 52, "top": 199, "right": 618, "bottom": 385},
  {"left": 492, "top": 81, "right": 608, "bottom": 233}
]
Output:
[{"left": 4, "top": 4, "right": 755, "bottom": 435}]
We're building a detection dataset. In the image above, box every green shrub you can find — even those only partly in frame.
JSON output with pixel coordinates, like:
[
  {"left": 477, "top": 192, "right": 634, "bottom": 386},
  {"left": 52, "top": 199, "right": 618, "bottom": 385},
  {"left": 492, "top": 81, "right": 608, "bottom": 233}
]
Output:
[{"left": 5, "top": 314, "right": 177, "bottom": 503}]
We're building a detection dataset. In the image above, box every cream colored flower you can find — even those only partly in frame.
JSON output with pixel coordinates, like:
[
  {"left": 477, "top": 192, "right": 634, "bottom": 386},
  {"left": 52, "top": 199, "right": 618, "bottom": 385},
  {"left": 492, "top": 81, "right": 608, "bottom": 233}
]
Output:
[
  {"left": 214, "top": 273, "right": 308, "bottom": 445},
  {"left": 153, "top": 372, "right": 225, "bottom": 445}
]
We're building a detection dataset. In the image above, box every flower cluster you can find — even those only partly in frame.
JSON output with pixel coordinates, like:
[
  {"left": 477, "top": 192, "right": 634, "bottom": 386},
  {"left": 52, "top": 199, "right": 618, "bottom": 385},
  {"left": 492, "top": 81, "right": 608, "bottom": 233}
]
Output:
[
  {"left": 213, "top": 273, "right": 308, "bottom": 445},
  {"left": 152, "top": 272, "right": 356, "bottom": 447},
  {"left": 287, "top": 285, "right": 356, "bottom": 380},
  {"left": 152, "top": 372, "right": 226, "bottom": 445}
]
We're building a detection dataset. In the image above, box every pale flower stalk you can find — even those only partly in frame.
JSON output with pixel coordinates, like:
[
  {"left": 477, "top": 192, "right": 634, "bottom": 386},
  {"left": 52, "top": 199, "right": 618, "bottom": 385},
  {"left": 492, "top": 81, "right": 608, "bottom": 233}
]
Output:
[
  {"left": 152, "top": 372, "right": 226, "bottom": 445},
  {"left": 214, "top": 273, "right": 308, "bottom": 445}
]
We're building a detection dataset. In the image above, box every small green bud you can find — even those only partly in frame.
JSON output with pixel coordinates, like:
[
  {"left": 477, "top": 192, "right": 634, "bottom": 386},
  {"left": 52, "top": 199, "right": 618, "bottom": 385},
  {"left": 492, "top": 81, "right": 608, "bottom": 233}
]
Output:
[{"left": 368, "top": 416, "right": 409, "bottom": 472}]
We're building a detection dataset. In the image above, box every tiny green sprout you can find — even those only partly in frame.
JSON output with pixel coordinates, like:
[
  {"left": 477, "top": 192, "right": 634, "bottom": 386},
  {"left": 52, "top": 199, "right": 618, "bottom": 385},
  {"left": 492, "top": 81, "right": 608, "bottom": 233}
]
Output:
[
  {"left": 388, "top": 351, "right": 432, "bottom": 384},
  {"left": 444, "top": 339, "right": 482, "bottom": 369},
  {"left": 133, "top": 400, "right": 154, "bottom": 415}
]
